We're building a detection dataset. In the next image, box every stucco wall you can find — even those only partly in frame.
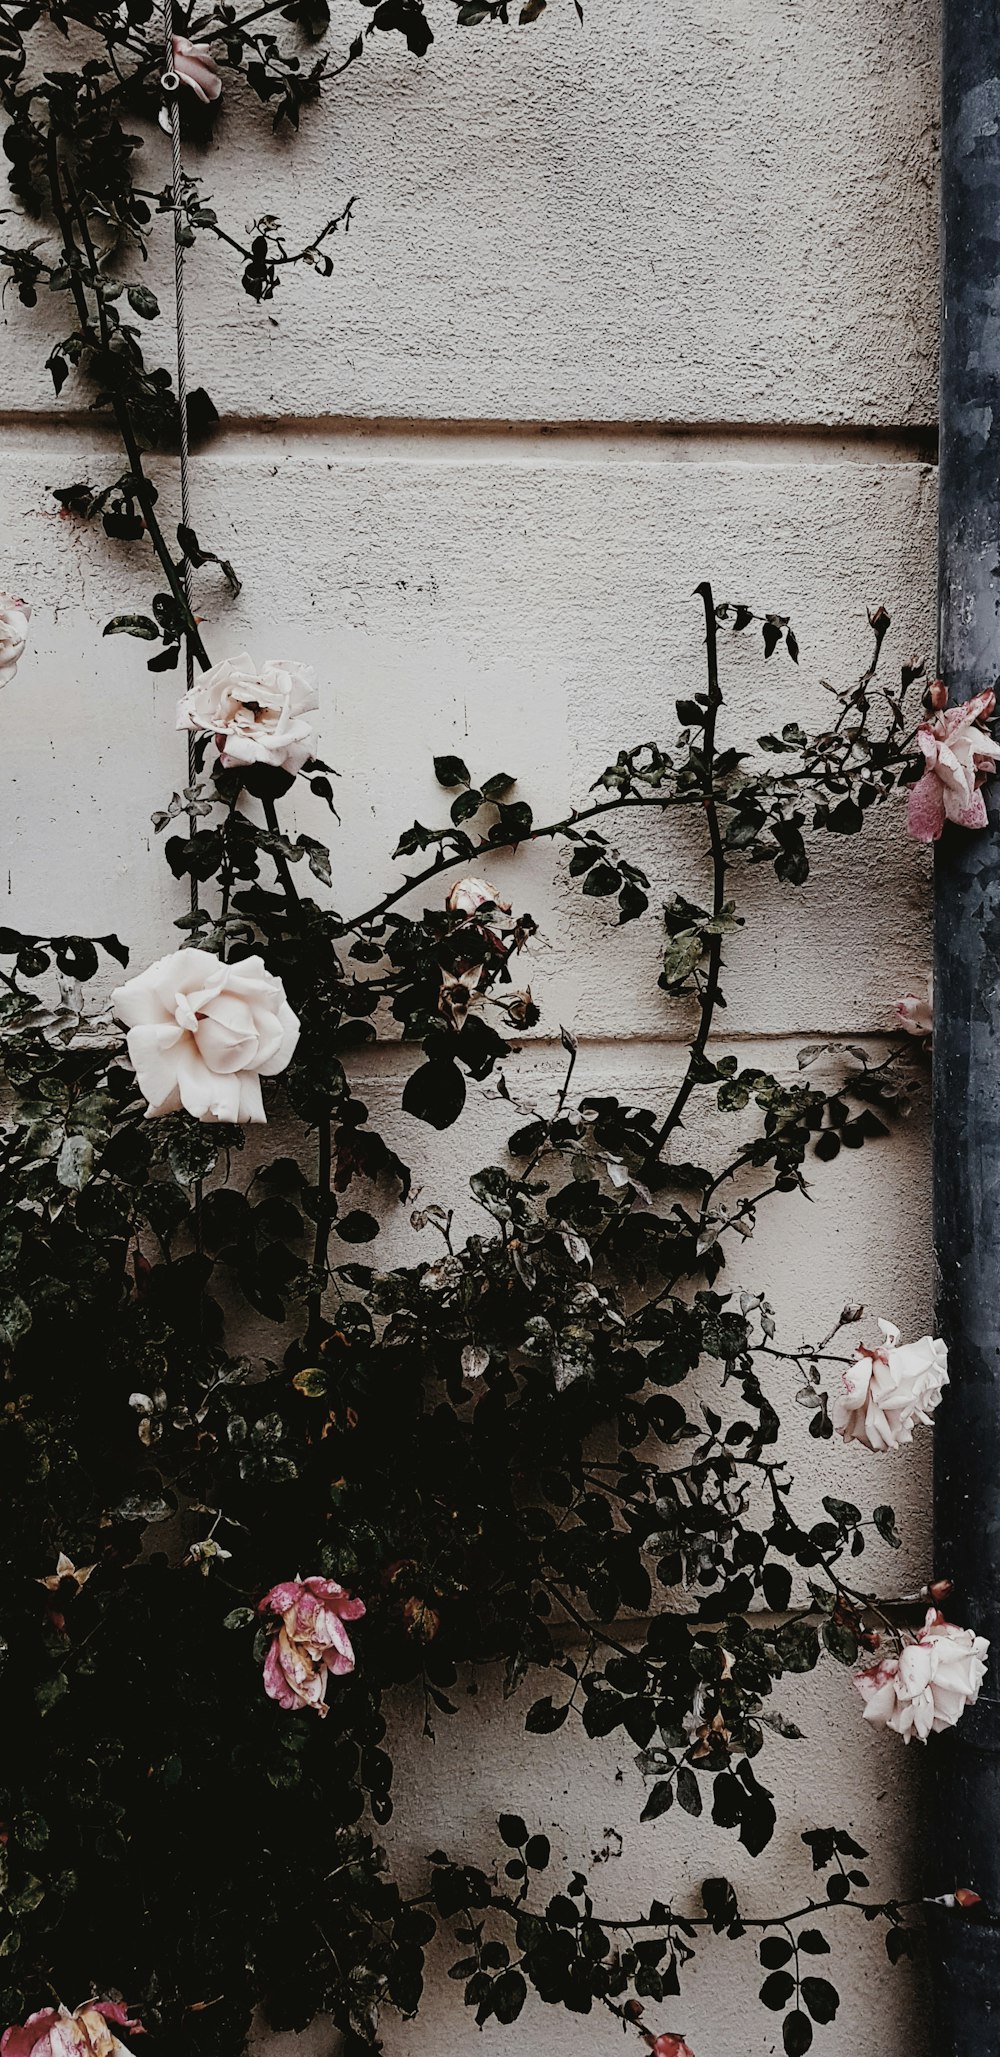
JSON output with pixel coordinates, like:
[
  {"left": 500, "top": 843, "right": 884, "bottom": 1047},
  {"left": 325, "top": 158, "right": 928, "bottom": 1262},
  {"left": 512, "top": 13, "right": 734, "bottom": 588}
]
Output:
[{"left": 1, "top": 2, "right": 941, "bottom": 2052}]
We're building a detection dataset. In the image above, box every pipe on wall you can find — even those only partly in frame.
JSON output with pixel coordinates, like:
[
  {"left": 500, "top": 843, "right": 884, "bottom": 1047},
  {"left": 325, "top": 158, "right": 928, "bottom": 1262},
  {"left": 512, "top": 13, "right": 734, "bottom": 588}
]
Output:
[{"left": 933, "top": 3, "right": 1000, "bottom": 2044}]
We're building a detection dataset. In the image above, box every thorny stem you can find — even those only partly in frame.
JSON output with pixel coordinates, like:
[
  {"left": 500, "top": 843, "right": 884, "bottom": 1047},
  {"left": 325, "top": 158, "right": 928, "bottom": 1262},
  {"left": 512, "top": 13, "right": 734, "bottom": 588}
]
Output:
[
  {"left": 190, "top": 0, "right": 372, "bottom": 61},
  {"left": 307, "top": 1117, "right": 333, "bottom": 1344},
  {"left": 51, "top": 150, "right": 211, "bottom": 672},
  {"left": 196, "top": 197, "right": 357, "bottom": 267},
  {"left": 255, "top": 794, "right": 329, "bottom": 1342},
  {"left": 262, "top": 795, "right": 300, "bottom": 902},
  {"left": 521, "top": 1031, "right": 578, "bottom": 1179},
  {"left": 485, "top": 1886, "right": 920, "bottom": 1937},
  {"left": 643, "top": 582, "right": 726, "bottom": 1171},
  {"left": 334, "top": 792, "right": 686, "bottom": 940}
]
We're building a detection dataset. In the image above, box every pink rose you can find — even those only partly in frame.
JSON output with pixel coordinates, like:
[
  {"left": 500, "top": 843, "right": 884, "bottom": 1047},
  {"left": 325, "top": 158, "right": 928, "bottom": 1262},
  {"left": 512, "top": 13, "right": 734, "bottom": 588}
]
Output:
[
  {"left": 894, "top": 977, "right": 932, "bottom": 1037},
  {"left": 170, "top": 34, "right": 221, "bottom": 103},
  {"left": 259, "top": 1576, "right": 365, "bottom": 1716},
  {"left": 649, "top": 2038, "right": 695, "bottom": 2057},
  {"left": 2, "top": 2003, "right": 142, "bottom": 2057},
  {"left": 856, "top": 1609, "right": 989, "bottom": 1743},
  {"left": 907, "top": 687, "right": 1000, "bottom": 841}
]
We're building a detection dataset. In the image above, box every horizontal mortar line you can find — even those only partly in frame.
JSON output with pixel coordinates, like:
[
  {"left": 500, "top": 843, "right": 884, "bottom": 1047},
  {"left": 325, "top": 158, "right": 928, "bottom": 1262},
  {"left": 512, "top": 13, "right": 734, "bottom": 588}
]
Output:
[
  {"left": 551, "top": 1603, "right": 926, "bottom": 1651},
  {"left": 337, "top": 1028, "right": 905, "bottom": 1072},
  {"left": 0, "top": 409, "right": 939, "bottom": 467}
]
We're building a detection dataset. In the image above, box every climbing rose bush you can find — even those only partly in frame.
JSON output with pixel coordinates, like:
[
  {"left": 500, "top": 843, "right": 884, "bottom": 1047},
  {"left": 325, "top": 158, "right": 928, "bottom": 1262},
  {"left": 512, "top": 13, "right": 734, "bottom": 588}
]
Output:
[
  {"left": 259, "top": 1577, "right": 365, "bottom": 1715},
  {"left": 1, "top": 2004, "right": 142, "bottom": 2057},
  {"left": 176, "top": 655, "right": 318, "bottom": 774},
  {"left": 831, "top": 1320, "right": 948, "bottom": 1451},
  {"left": 907, "top": 687, "right": 1000, "bottom": 841},
  {"left": 0, "top": 0, "right": 973, "bottom": 2006},
  {"left": 856, "top": 1611, "right": 989, "bottom": 1743},
  {"left": 0, "top": 595, "right": 29, "bottom": 684},
  {"left": 112, "top": 948, "right": 299, "bottom": 1122}
]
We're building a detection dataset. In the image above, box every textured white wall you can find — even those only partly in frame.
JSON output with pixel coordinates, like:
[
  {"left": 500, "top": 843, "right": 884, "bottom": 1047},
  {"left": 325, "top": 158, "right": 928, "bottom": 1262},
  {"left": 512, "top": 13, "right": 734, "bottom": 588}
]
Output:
[{"left": 0, "top": 3, "right": 940, "bottom": 2052}]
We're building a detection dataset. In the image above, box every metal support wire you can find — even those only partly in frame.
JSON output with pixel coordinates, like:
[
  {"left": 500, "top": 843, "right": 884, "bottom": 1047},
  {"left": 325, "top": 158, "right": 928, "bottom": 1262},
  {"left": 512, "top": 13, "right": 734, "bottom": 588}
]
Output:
[{"left": 159, "top": 2, "right": 199, "bottom": 917}]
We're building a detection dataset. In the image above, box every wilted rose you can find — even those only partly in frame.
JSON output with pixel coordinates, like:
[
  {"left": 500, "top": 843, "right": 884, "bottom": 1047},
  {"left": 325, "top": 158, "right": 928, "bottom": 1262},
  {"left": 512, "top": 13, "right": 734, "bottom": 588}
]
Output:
[
  {"left": 830, "top": 1319, "right": 947, "bottom": 1451},
  {"left": 446, "top": 875, "right": 512, "bottom": 944},
  {"left": 176, "top": 654, "right": 317, "bottom": 773},
  {"left": 38, "top": 1553, "right": 94, "bottom": 1594},
  {"left": 649, "top": 2036, "right": 695, "bottom": 2057},
  {"left": 259, "top": 1576, "right": 365, "bottom": 1715},
  {"left": 895, "top": 977, "right": 932, "bottom": 1036},
  {"left": 185, "top": 1538, "right": 232, "bottom": 1575},
  {"left": 112, "top": 947, "right": 299, "bottom": 1123},
  {"left": 908, "top": 688, "right": 1000, "bottom": 841},
  {"left": 447, "top": 876, "right": 507, "bottom": 916},
  {"left": 856, "top": 1610, "right": 989, "bottom": 1742},
  {"left": 0, "top": 596, "right": 30, "bottom": 685},
  {"left": 170, "top": 33, "right": 221, "bottom": 102},
  {"left": 1, "top": 2002, "right": 143, "bottom": 2057}
]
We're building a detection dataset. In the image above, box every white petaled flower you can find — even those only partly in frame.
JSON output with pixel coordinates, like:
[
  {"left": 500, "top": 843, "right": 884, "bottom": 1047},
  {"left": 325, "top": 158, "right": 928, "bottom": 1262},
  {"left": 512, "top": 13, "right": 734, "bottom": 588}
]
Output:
[
  {"left": 445, "top": 876, "right": 512, "bottom": 954},
  {"left": 895, "top": 976, "right": 933, "bottom": 1037},
  {"left": 0, "top": 595, "right": 30, "bottom": 685},
  {"left": 177, "top": 654, "right": 318, "bottom": 774},
  {"left": 112, "top": 947, "right": 299, "bottom": 1124},
  {"left": 830, "top": 1318, "right": 948, "bottom": 1452},
  {"left": 446, "top": 877, "right": 511, "bottom": 920},
  {"left": 171, "top": 32, "right": 222, "bottom": 102},
  {"left": 856, "top": 1609, "right": 989, "bottom": 1743}
]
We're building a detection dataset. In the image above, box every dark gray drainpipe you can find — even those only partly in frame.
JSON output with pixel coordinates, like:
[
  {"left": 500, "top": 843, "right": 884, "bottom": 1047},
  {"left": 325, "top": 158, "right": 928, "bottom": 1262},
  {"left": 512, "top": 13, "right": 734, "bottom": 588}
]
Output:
[{"left": 933, "top": 4, "right": 1000, "bottom": 2043}]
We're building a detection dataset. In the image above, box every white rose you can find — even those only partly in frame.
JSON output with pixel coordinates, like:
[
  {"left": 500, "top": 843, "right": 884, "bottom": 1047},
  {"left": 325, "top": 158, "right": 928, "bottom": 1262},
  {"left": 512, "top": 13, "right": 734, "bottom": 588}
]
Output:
[
  {"left": 112, "top": 947, "right": 299, "bottom": 1123},
  {"left": 856, "top": 1610, "right": 989, "bottom": 1742},
  {"left": 894, "top": 977, "right": 932, "bottom": 1036},
  {"left": 177, "top": 654, "right": 318, "bottom": 774},
  {"left": 830, "top": 1319, "right": 948, "bottom": 1451},
  {"left": 0, "top": 594, "right": 30, "bottom": 685},
  {"left": 445, "top": 875, "right": 513, "bottom": 955},
  {"left": 171, "top": 32, "right": 222, "bottom": 102},
  {"left": 446, "top": 877, "right": 509, "bottom": 918}
]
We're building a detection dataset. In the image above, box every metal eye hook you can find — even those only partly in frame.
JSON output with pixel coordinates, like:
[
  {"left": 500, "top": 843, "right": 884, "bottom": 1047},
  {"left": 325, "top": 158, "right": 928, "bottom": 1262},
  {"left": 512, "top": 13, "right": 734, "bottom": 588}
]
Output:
[{"left": 160, "top": 67, "right": 181, "bottom": 93}]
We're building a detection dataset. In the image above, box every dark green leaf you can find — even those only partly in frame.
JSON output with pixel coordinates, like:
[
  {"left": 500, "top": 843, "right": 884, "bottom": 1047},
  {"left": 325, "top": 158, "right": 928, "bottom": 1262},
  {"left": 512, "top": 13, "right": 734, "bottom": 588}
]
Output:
[{"left": 434, "top": 754, "right": 471, "bottom": 787}]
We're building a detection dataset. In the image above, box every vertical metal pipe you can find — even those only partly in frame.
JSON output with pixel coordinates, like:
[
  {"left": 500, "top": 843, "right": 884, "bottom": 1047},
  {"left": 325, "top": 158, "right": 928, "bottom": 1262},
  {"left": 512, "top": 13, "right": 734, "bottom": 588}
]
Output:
[{"left": 933, "top": 5, "right": 1000, "bottom": 2043}]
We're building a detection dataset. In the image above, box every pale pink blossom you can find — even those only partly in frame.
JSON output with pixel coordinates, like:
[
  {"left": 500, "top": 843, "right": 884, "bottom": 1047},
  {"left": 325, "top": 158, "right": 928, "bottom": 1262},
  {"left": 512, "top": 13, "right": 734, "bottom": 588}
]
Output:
[
  {"left": 112, "top": 948, "right": 299, "bottom": 1124},
  {"left": 856, "top": 1609, "right": 989, "bottom": 1743},
  {"left": 0, "top": 595, "right": 30, "bottom": 686},
  {"left": 177, "top": 655, "right": 317, "bottom": 774},
  {"left": 445, "top": 877, "right": 514, "bottom": 968},
  {"left": 907, "top": 688, "right": 1000, "bottom": 841},
  {"left": 895, "top": 977, "right": 932, "bottom": 1037},
  {"left": 259, "top": 1576, "right": 365, "bottom": 1715},
  {"left": 446, "top": 877, "right": 511, "bottom": 925},
  {"left": 830, "top": 1319, "right": 947, "bottom": 1452},
  {"left": 649, "top": 2038, "right": 695, "bottom": 2057},
  {"left": 1, "top": 2002, "right": 142, "bottom": 2057},
  {"left": 170, "top": 34, "right": 221, "bottom": 103}
]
